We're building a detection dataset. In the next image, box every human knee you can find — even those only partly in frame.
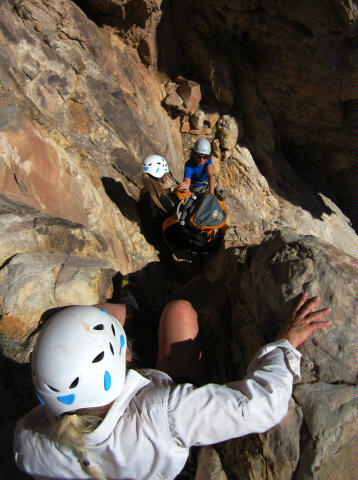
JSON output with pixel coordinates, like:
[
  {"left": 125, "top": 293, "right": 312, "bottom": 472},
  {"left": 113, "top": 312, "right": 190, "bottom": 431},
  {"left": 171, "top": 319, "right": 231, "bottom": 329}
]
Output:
[{"left": 164, "top": 299, "right": 197, "bottom": 319}]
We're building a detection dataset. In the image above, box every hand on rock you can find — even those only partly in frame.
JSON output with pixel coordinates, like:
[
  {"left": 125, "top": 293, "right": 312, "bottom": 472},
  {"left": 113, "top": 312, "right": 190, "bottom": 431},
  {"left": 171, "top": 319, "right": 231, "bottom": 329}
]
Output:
[{"left": 277, "top": 293, "right": 331, "bottom": 349}]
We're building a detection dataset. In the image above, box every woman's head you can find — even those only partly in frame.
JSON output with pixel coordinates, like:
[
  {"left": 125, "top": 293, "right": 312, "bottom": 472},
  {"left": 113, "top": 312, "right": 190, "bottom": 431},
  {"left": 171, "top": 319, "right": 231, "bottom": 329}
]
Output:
[
  {"left": 31, "top": 306, "right": 127, "bottom": 418},
  {"left": 141, "top": 155, "right": 174, "bottom": 210},
  {"left": 192, "top": 138, "right": 211, "bottom": 165},
  {"left": 142, "top": 154, "right": 169, "bottom": 180}
]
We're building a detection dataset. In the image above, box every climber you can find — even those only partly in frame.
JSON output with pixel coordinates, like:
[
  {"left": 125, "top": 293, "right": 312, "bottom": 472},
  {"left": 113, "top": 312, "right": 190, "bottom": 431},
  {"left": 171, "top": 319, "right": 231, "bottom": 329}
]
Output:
[
  {"left": 138, "top": 154, "right": 185, "bottom": 248},
  {"left": 13, "top": 293, "right": 331, "bottom": 480},
  {"left": 177, "top": 138, "right": 215, "bottom": 196},
  {"left": 138, "top": 155, "right": 177, "bottom": 237}
]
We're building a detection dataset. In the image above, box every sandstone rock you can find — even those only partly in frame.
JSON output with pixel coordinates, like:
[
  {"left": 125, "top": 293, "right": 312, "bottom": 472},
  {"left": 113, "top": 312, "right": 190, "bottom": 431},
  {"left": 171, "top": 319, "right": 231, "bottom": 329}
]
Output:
[
  {"left": 0, "top": 112, "right": 157, "bottom": 272},
  {"left": 157, "top": 82, "right": 167, "bottom": 102},
  {"left": 0, "top": 0, "right": 175, "bottom": 275},
  {"left": 230, "top": 230, "right": 356, "bottom": 383},
  {"left": 181, "top": 121, "right": 190, "bottom": 133},
  {"left": 276, "top": 193, "right": 358, "bottom": 259},
  {"left": 211, "top": 138, "right": 221, "bottom": 159},
  {"left": 222, "top": 150, "right": 232, "bottom": 161},
  {"left": 260, "top": 399, "right": 303, "bottom": 480},
  {"left": 205, "top": 111, "right": 220, "bottom": 129},
  {"left": 0, "top": 0, "right": 183, "bottom": 184},
  {"left": 220, "top": 399, "right": 302, "bottom": 480},
  {"left": 78, "top": 0, "right": 163, "bottom": 67},
  {"left": 195, "top": 446, "right": 228, "bottom": 480},
  {"left": 213, "top": 142, "right": 357, "bottom": 258},
  {"left": 176, "top": 0, "right": 356, "bottom": 226},
  {"left": 0, "top": 194, "right": 109, "bottom": 267},
  {"left": 177, "top": 80, "right": 202, "bottom": 113},
  {"left": 190, "top": 109, "right": 205, "bottom": 130},
  {"left": 213, "top": 144, "right": 280, "bottom": 245},
  {"left": 294, "top": 382, "right": 356, "bottom": 479},
  {"left": 164, "top": 91, "right": 184, "bottom": 110},
  {"left": 0, "top": 252, "right": 115, "bottom": 360},
  {"left": 165, "top": 81, "right": 177, "bottom": 96},
  {"left": 231, "top": 144, "right": 269, "bottom": 191},
  {"left": 220, "top": 229, "right": 356, "bottom": 480},
  {"left": 217, "top": 115, "right": 239, "bottom": 150}
]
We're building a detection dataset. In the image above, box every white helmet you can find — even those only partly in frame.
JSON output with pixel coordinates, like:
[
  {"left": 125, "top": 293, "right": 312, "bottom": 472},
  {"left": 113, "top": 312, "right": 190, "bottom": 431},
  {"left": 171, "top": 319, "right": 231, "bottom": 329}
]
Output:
[
  {"left": 193, "top": 138, "right": 211, "bottom": 155},
  {"left": 31, "top": 306, "right": 127, "bottom": 417},
  {"left": 142, "top": 155, "right": 169, "bottom": 178}
]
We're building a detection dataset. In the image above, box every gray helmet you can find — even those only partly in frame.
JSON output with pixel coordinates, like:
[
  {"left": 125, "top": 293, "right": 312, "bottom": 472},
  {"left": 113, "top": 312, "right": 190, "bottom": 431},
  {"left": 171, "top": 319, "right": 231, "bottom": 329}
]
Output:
[{"left": 193, "top": 138, "right": 211, "bottom": 155}]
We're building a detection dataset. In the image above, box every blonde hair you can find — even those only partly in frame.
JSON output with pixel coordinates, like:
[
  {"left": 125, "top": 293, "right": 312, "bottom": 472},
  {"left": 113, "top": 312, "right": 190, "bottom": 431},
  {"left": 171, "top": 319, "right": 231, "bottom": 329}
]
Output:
[
  {"left": 140, "top": 173, "right": 175, "bottom": 212},
  {"left": 50, "top": 406, "right": 109, "bottom": 480}
]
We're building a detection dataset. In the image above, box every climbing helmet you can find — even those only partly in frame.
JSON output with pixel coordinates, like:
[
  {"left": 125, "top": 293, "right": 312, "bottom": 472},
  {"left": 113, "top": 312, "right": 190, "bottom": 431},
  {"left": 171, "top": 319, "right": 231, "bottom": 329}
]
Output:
[
  {"left": 142, "top": 155, "right": 169, "bottom": 178},
  {"left": 31, "top": 306, "right": 127, "bottom": 417},
  {"left": 193, "top": 138, "right": 211, "bottom": 155}
]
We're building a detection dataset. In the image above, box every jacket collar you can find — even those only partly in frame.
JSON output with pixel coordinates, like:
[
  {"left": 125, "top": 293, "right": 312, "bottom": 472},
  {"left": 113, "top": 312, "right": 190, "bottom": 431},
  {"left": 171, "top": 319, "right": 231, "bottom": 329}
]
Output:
[{"left": 85, "top": 369, "right": 150, "bottom": 444}]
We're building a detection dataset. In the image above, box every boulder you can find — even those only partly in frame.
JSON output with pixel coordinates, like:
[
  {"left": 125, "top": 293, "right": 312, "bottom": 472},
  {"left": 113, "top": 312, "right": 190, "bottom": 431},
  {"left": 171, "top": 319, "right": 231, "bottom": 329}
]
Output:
[
  {"left": 217, "top": 115, "right": 239, "bottom": 150},
  {"left": 293, "top": 382, "right": 356, "bottom": 479},
  {"left": 195, "top": 446, "right": 228, "bottom": 480},
  {"left": 205, "top": 111, "right": 220, "bottom": 129},
  {"left": 215, "top": 144, "right": 280, "bottom": 246},
  {"left": 220, "top": 229, "right": 356, "bottom": 480},
  {"left": 180, "top": 120, "right": 191, "bottom": 133},
  {"left": 164, "top": 90, "right": 185, "bottom": 112},
  {"left": 177, "top": 80, "right": 202, "bottom": 113},
  {"left": 0, "top": 253, "right": 115, "bottom": 361},
  {"left": 190, "top": 109, "right": 206, "bottom": 130}
]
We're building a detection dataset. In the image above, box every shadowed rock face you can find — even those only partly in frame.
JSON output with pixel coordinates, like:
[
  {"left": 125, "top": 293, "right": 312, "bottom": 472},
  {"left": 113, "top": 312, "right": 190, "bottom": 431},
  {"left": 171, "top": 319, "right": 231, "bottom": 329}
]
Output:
[
  {"left": 0, "top": 1, "right": 356, "bottom": 479},
  {"left": 218, "top": 230, "right": 356, "bottom": 480}
]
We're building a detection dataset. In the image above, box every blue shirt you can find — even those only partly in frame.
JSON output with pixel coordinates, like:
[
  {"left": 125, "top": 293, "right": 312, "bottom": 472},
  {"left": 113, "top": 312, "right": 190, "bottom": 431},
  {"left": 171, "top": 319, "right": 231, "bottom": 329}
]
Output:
[{"left": 184, "top": 157, "right": 213, "bottom": 187}]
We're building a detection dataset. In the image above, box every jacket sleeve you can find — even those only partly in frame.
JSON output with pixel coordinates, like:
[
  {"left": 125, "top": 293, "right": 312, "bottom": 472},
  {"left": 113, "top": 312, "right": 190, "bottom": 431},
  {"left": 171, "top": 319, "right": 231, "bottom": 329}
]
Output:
[{"left": 167, "top": 340, "right": 301, "bottom": 448}]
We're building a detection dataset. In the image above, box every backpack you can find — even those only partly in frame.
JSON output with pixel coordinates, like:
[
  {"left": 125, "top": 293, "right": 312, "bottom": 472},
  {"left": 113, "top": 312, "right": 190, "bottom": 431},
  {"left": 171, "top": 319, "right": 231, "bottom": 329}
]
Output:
[{"left": 161, "top": 192, "right": 228, "bottom": 253}]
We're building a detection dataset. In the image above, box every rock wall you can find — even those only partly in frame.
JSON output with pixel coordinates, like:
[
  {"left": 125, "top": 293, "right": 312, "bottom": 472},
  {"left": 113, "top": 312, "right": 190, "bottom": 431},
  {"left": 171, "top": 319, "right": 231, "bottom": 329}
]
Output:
[
  {"left": 0, "top": 1, "right": 356, "bottom": 479},
  {"left": 161, "top": 0, "right": 356, "bottom": 227}
]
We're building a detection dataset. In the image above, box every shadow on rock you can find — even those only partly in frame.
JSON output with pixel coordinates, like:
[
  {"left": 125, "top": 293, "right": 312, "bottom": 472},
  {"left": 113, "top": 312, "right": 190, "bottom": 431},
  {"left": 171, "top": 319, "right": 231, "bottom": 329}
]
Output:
[{"left": 101, "top": 177, "right": 139, "bottom": 224}]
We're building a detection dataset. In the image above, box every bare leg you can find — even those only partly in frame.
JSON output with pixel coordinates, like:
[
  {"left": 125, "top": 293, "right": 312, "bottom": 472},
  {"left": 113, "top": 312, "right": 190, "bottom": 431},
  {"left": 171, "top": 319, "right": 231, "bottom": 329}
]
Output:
[{"left": 156, "top": 300, "right": 207, "bottom": 385}]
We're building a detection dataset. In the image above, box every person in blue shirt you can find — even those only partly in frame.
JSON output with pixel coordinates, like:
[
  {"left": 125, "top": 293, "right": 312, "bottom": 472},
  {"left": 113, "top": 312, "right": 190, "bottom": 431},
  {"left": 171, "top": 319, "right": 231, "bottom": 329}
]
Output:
[{"left": 177, "top": 138, "right": 215, "bottom": 196}]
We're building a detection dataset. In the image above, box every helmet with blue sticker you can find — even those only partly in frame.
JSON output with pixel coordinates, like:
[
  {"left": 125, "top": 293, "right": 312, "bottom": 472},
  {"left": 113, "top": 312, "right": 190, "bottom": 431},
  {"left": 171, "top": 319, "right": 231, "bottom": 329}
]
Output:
[
  {"left": 142, "top": 155, "right": 169, "bottom": 178},
  {"left": 31, "top": 306, "right": 127, "bottom": 417},
  {"left": 193, "top": 138, "right": 211, "bottom": 155}
]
